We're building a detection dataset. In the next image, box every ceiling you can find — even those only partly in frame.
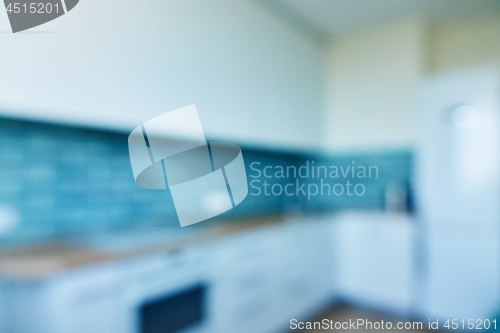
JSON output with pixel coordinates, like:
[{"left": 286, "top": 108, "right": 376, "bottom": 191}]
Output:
[{"left": 274, "top": 0, "right": 500, "bottom": 35}]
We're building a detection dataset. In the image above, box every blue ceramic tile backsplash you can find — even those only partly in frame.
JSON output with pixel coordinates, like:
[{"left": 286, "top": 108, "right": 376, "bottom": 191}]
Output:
[{"left": 0, "top": 117, "right": 411, "bottom": 242}]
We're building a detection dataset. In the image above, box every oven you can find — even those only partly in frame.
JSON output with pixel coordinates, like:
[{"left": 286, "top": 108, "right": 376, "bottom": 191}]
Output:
[{"left": 121, "top": 249, "right": 214, "bottom": 333}]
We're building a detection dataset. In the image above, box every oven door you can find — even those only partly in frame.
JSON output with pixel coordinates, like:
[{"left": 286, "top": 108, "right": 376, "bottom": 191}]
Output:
[
  {"left": 139, "top": 283, "right": 208, "bottom": 333},
  {"left": 121, "top": 251, "right": 213, "bottom": 333}
]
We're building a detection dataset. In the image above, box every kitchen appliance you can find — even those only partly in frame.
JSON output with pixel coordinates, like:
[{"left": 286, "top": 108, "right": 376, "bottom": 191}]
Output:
[
  {"left": 140, "top": 284, "right": 206, "bottom": 333},
  {"left": 121, "top": 248, "right": 214, "bottom": 333},
  {"left": 415, "top": 66, "right": 500, "bottom": 320}
]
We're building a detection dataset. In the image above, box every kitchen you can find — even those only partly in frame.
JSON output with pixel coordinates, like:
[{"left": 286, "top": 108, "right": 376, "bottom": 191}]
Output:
[{"left": 0, "top": 1, "right": 500, "bottom": 332}]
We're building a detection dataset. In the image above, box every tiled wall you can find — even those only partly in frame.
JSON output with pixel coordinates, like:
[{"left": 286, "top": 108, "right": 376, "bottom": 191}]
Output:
[
  {"left": 0, "top": 118, "right": 178, "bottom": 243},
  {"left": 0, "top": 117, "right": 411, "bottom": 243},
  {"left": 312, "top": 151, "right": 413, "bottom": 211},
  {"left": 245, "top": 150, "right": 413, "bottom": 213}
]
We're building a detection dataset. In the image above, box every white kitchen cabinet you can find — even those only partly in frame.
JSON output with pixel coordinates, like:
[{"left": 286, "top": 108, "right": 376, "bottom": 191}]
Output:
[
  {"left": 275, "top": 219, "right": 335, "bottom": 321},
  {"left": 2, "top": 263, "right": 124, "bottom": 333},
  {"left": 334, "top": 211, "right": 414, "bottom": 316},
  {"left": 1, "top": 219, "right": 337, "bottom": 333},
  {"left": 212, "top": 227, "right": 282, "bottom": 333},
  {"left": 212, "top": 218, "right": 335, "bottom": 333},
  {"left": 9, "top": 281, "right": 54, "bottom": 333},
  {"left": 61, "top": 287, "right": 122, "bottom": 333},
  {"left": 0, "top": 280, "right": 9, "bottom": 332},
  {"left": 40, "top": 264, "right": 124, "bottom": 333},
  {"left": 0, "top": 0, "right": 323, "bottom": 151},
  {"left": 3, "top": 247, "right": 215, "bottom": 333}
]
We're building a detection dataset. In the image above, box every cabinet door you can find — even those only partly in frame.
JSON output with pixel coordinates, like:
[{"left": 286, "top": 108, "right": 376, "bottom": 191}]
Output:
[
  {"left": 68, "top": 292, "right": 121, "bottom": 333},
  {"left": 335, "top": 213, "right": 413, "bottom": 314},
  {"left": 49, "top": 265, "right": 124, "bottom": 333},
  {"left": 212, "top": 230, "right": 278, "bottom": 333},
  {"left": 276, "top": 221, "right": 334, "bottom": 320},
  {"left": 0, "top": 281, "right": 9, "bottom": 333},
  {"left": 213, "top": 220, "right": 337, "bottom": 333}
]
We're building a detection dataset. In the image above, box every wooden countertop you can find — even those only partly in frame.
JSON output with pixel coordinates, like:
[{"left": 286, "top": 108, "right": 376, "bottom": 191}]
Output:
[{"left": 0, "top": 215, "right": 286, "bottom": 280}]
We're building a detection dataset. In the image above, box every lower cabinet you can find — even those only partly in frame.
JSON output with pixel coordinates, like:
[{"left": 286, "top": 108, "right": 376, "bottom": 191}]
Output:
[
  {"left": 333, "top": 212, "right": 414, "bottom": 316},
  {"left": 0, "top": 280, "right": 10, "bottom": 332},
  {"left": 6, "top": 213, "right": 498, "bottom": 331},
  {"left": 4, "top": 264, "right": 124, "bottom": 333},
  {"left": 58, "top": 282, "right": 122, "bottom": 333},
  {"left": 212, "top": 219, "right": 335, "bottom": 333},
  {"left": 0, "top": 218, "right": 337, "bottom": 333}
]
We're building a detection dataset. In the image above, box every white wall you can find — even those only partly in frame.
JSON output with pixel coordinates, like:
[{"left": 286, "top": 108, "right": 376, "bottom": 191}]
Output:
[
  {"left": 428, "top": 13, "right": 500, "bottom": 72},
  {"left": 322, "top": 13, "right": 500, "bottom": 152},
  {"left": 0, "top": 0, "right": 324, "bottom": 151},
  {"left": 323, "top": 18, "right": 425, "bottom": 152}
]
